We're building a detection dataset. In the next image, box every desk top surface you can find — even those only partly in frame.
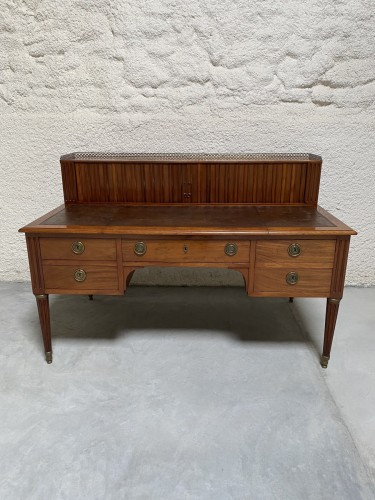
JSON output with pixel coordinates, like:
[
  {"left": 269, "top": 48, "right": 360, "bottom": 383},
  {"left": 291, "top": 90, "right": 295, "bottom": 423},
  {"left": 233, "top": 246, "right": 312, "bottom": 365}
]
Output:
[{"left": 20, "top": 204, "right": 356, "bottom": 236}]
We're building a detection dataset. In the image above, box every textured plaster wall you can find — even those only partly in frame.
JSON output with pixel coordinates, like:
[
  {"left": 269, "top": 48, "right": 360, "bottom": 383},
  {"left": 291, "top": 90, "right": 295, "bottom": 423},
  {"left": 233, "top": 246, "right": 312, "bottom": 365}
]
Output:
[{"left": 0, "top": 0, "right": 374, "bottom": 285}]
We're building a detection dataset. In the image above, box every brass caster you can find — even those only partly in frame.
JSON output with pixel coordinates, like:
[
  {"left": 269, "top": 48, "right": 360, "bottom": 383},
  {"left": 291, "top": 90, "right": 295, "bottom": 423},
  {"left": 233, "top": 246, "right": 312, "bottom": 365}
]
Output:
[
  {"left": 88, "top": 295, "right": 93, "bottom": 301},
  {"left": 46, "top": 351, "right": 53, "bottom": 364},
  {"left": 320, "top": 355, "right": 329, "bottom": 369}
]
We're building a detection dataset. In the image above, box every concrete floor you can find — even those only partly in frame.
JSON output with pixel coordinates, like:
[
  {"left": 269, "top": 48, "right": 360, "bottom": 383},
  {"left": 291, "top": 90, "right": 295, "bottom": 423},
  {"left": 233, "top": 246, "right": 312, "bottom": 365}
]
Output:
[{"left": 0, "top": 283, "right": 374, "bottom": 500}]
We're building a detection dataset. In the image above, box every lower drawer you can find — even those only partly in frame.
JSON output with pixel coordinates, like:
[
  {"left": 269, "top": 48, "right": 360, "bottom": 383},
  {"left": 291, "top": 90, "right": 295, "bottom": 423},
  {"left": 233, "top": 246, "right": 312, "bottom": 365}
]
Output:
[
  {"left": 43, "top": 264, "right": 118, "bottom": 291},
  {"left": 254, "top": 268, "right": 332, "bottom": 295}
]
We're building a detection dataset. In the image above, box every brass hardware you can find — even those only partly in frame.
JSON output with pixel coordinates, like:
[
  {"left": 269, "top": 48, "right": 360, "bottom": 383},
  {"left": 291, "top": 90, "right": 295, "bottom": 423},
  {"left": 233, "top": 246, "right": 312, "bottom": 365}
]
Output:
[
  {"left": 328, "top": 298, "right": 341, "bottom": 305},
  {"left": 74, "top": 269, "right": 87, "bottom": 282},
  {"left": 183, "top": 182, "right": 192, "bottom": 199},
  {"left": 225, "top": 243, "right": 238, "bottom": 256},
  {"left": 45, "top": 351, "right": 53, "bottom": 364},
  {"left": 286, "top": 271, "right": 298, "bottom": 285},
  {"left": 72, "top": 241, "right": 85, "bottom": 255},
  {"left": 288, "top": 243, "right": 301, "bottom": 257},
  {"left": 183, "top": 244, "right": 188, "bottom": 253},
  {"left": 134, "top": 241, "right": 147, "bottom": 256},
  {"left": 320, "top": 355, "right": 330, "bottom": 369},
  {"left": 35, "top": 294, "right": 47, "bottom": 299}
]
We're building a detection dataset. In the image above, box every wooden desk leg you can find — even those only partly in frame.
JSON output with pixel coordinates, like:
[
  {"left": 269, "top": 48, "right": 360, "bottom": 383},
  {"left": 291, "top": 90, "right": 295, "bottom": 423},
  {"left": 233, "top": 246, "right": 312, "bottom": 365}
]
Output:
[
  {"left": 35, "top": 294, "right": 53, "bottom": 364},
  {"left": 321, "top": 298, "right": 341, "bottom": 368}
]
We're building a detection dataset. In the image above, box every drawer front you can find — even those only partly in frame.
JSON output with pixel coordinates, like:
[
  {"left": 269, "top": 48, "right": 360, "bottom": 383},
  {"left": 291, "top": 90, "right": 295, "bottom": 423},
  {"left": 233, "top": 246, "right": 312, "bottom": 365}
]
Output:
[
  {"left": 254, "top": 268, "right": 332, "bottom": 295},
  {"left": 122, "top": 240, "right": 250, "bottom": 263},
  {"left": 43, "top": 264, "right": 118, "bottom": 290},
  {"left": 256, "top": 240, "right": 335, "bottom": 268},
  {"left": 40, "top": 238, "right": 117, "bottom": 261}
]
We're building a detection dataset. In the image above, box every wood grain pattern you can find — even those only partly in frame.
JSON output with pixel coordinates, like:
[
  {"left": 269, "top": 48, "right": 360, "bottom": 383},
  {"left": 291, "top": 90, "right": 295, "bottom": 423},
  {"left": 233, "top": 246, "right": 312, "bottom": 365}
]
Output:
[
  {"left": 35, "top": 294, "right": 52, "bottom": 355},
  {"left": 123, "top": 267, "right": 140, "bottom": 291},
  {"left": 40, "top": 237, "right": 117, "bottom": 261},
  {"left": 26, "top": 236, "right": 44, "bottom": 293},
  {"left": 44, "top": 288, "right": 123, "bottom": 296},
  {"left": 323, "top": 298, "right": 341, "bottom": 359},
  {"left": 76, "top": 162, "right": 110, "bottom": 202},
  {"left": 232, "top": 268, "right": 248, "bottom": 289},
  {"left": 255, "top": 240, "right": 335, "bottom": 268},
  {"left": 42, "top": 259, "right": 117, "bottom": 267},
  {"left": 112, "top": 163, "right": 185, "bottom": 203},
  {"left": 247, "top": 240, "right": 256, "bottom": 294},
  {"left": 43, "top": 264, "right": 119, "bottom": 291},
  {"left": 116, "top": 239, "right": 124, "bottom": 292},
  {"left": 253, "top": 268, "right": 332, "bottom": 295},
  {"left": 60, "top": 159, "right": 322, "bottom": 205},
  {"left": 61, "top": 161, "right": 77, "bottom": 203},
  {"left": 21, "top": 204, "right": 356, "bottom": 236},
  {"left": 122, "top": 240, "right": 250, "bottom": 263},
  {"left": 330, "top": 237, "right": 350, "bottom": 297},
  {"left": 304, "top": 162, "right": 322, "bottom": 205}
]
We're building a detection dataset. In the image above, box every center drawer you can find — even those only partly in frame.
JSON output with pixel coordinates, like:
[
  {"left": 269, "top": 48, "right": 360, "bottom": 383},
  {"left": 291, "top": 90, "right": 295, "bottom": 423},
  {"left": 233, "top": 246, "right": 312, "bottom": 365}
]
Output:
[
  {"left": 122, "top": 240, "right": 250, "bottom": 263},
  {"left": 40, "top": 238, "right": 117, "bottom": 261}
]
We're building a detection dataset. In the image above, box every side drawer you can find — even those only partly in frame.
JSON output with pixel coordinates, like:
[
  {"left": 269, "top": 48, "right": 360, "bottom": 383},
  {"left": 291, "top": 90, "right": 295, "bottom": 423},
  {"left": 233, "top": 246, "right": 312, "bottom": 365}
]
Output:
[
  {"left": 122, "top": 240, "right": 250, "bottom": 263},
  {"left": 256, "top": 240, "right": 335, "bottom": 268},
  {"left": 254, "top": 268, "right": 332, "bottom": 296},
  {"left": 40, "top": 238, "right": 117, "bottom": 261},
  {"left": 43, "top": 264, "right": 118, "bottom": 290}
]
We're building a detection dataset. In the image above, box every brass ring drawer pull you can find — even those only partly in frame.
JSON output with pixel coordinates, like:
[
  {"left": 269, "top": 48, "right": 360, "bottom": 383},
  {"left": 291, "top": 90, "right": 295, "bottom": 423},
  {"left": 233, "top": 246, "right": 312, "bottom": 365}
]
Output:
[
  {"left": 286, "top": 271, "right": 298, "bottom": 285},
  {"left": 134, "top": 241, "right": 147, "bottom": 256},
  {"left": 74, "top": 269, "right": 87, "bottom": 282},
  {"left": 225, "top": 243, "right": 238, "bottom": 256},
  {"left": 288, "top": 243, "right": 301, "bottom": 257},
  {"left": 72, "top": 241, "right": 85, "bottom": 255}
]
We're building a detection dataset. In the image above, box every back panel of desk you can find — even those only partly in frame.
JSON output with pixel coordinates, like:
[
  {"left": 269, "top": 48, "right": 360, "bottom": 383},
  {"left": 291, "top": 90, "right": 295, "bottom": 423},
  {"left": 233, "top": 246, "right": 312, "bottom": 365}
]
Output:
[{"left": 60, "top": 153, "right": 322, "bottom": 206}]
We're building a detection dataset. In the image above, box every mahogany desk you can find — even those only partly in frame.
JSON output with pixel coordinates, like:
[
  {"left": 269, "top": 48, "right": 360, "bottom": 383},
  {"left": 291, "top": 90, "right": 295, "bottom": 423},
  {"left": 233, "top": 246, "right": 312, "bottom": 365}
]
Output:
[{"left": 19, "top": 153, "right": 356, "bottom": 366}]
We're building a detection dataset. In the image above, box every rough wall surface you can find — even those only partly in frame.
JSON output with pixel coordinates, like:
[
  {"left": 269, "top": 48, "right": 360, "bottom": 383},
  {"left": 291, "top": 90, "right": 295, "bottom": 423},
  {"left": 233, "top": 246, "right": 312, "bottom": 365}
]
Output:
[{"left": 0, "top": 0, "right": 374, "bottom": 284}]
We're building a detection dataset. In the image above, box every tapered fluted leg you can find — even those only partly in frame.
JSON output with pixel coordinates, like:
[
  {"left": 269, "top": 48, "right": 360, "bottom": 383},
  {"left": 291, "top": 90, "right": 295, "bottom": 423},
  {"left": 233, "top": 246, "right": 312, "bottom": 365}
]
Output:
[
  {"left": 321, "top": 298, "right": 341, "bottom": 368},
  {"left": 35, "top": 294, "right": 52, "bottom": 364}
]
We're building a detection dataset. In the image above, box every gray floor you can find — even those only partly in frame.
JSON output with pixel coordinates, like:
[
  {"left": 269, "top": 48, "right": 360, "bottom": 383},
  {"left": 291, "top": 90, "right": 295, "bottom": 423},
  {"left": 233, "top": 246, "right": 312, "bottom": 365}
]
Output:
[{"left": 0, "top": 283, "right": 374, "bottom": 500}]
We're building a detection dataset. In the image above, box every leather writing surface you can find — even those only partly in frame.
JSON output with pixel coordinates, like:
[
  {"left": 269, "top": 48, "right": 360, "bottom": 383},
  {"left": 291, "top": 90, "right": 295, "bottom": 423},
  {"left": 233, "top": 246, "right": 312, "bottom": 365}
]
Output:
[{"left": 42, "top": 205, "right": 334, "bottom": 229}]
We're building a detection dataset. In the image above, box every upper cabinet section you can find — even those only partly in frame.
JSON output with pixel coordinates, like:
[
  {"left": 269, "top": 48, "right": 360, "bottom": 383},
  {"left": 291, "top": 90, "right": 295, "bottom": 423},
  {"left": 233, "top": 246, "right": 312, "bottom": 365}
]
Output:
[{"left": 60, "top": 153, "right": 322, "bottom": 206}]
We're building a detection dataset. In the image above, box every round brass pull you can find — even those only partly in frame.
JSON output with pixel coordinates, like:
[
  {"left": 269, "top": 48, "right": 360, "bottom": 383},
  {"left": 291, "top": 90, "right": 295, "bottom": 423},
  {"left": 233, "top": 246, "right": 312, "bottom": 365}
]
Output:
[
  {"left": 225, "top": 243, "right": 238, "bottom": 256},
  {"left": 134, "top": 241, "right": 147, "bottom": 256},
  {"left": 288, "top": 243, "right": 301, "bottom": 257},
  {"left": 74, "top": 269, "right": 87, "bottom": 282},
  {"left": 286, "top": 271, "right": 298, "bottom": 285},
  {"left": 72, "top": 241, "right": 85, "bottom": 255}
]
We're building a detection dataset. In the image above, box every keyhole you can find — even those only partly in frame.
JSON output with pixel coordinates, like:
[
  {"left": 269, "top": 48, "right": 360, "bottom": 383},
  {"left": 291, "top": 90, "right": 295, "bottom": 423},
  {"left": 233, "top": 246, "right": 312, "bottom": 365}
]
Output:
[{"left": 184, "top": 244, "right": 188, "bottom": 253}]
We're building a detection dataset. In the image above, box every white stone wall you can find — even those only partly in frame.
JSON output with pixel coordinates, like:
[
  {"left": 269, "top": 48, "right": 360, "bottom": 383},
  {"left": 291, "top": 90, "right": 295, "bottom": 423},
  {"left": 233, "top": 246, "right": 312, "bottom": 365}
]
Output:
[{"left": 1, "top": 0, "right": 374, "bottom": 285}]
